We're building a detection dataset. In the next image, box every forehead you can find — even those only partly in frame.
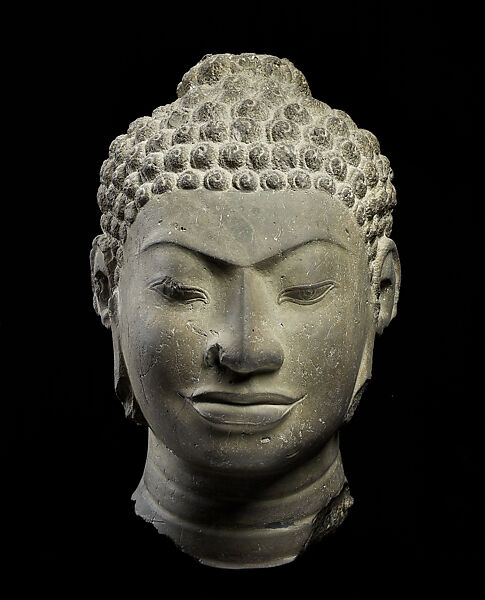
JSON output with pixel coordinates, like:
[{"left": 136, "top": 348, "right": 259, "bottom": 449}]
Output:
[{"left": 126, "top": 189, "right": 366, "bottom": 267}]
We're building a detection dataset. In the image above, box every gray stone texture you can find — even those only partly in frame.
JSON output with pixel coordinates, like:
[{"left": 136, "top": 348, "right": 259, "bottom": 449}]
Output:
[{"left": 90, "top": 53, "right": 400, "bottom": 568}]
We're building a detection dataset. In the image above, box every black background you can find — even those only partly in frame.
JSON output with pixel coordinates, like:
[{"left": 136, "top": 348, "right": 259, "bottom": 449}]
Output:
[{"left": 7, "top": 1, "right": 480, "bottom": 595}]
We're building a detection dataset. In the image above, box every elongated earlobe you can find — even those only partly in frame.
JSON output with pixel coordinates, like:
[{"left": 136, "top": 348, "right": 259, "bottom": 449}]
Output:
[{"left": 112, "top": 332, "right": 147, "bottom": 425}]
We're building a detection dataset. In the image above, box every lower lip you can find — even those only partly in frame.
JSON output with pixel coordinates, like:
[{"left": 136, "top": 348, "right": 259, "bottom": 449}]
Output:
[{"left": 189, "top": 402, "right": 295, "bottom": 427}]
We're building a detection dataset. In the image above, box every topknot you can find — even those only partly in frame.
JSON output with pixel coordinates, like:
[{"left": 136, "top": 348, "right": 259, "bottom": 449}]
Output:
[
  {"left": 176, "top": 53, "right": 312, "bottom": 99},
  {"left": 93, "top": 53, "right": 397, "bottom": 295}
]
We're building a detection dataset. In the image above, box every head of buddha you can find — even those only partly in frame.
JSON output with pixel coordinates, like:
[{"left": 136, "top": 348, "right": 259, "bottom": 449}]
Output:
[{"left": 90, "top": 53, "right": 400, "bottom": 568}]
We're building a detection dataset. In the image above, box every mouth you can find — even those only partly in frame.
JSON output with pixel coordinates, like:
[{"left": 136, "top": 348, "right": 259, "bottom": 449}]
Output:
[{"left": 183, "top": 391, "right": 304, "bottom": 428}]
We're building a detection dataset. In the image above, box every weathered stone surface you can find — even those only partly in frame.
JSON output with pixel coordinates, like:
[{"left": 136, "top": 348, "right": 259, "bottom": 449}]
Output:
[{"left": 90, "top": 53, "right": 400, "bottom": 568}]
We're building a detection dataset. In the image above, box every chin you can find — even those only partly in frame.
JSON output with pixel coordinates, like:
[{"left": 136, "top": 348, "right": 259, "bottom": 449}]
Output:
[{"left": 153, "top": 409, "right": 336, "bottom": 476}]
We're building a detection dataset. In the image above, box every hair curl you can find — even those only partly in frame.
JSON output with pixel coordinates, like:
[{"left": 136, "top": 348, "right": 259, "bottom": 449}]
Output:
[{"left": 91, "top": 53, "right": 396, "bottom": 306}]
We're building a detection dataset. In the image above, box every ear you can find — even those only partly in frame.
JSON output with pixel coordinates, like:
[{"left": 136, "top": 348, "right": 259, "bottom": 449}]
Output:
[
  {"left": 344, "top": 236, "right": 401, "bottom": 423},
  {"left": 91, "top": 239, "right": 146, "bottom": 425},
  {"left": 372, "top": 237, "right": 401, "bottom": 336},
  {"left": 90, "top": 243, "right": 113, "bottom": 329}
]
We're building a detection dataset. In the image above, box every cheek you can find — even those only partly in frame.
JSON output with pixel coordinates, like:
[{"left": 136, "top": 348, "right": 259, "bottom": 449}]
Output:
[
  {"left": 288, "top": 294, "right": 368, "bottom": 371},
  {"left": 322, "top": 299, "right": 368, "bottom": 366},
  {"left": 285, "top": 292, "right": 370, "bottom": 425},
  {"left": 119, "top": 299, "right": 209, "bottom": 399}
]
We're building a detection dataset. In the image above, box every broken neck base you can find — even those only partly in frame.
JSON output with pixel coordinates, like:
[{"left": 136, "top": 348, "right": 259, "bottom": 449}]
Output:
[{"left": 132, "top": 429, "right": 352, "bottom": 568}]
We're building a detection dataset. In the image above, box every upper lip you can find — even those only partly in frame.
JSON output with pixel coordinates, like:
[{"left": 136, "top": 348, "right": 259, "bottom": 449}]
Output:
[{"left": 188, "top": 391, "right": 301, "bottom": 406}]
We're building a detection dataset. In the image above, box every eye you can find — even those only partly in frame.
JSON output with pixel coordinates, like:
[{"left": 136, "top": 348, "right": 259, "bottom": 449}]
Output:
[
  {"left": 278, "top": 280, "right": 336, "bottom": 305},
  {"left": 149, "top": 276, "right": 209, "bottom": 304}
]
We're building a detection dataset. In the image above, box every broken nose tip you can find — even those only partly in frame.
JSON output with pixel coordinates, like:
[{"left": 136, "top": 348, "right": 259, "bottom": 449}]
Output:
[
  {"left": 204, "top": 342, "right": 284, "bottom": 374},
  {"left": 204, "top": 342, "right": 223, "bottom": 367}
]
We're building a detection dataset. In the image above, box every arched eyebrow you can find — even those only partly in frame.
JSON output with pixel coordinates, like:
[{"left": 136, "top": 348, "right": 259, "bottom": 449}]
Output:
[{"left": 140, "top": 238, "right": 349, "bottom": 268}]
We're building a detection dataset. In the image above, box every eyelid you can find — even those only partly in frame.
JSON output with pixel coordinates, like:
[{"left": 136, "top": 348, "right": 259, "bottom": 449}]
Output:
[
  {"left": 149, "top": 276, "right": 210, "bottom": 304},
  {"left": 278, "top": 280, "right": 337, "bottom": 305}
]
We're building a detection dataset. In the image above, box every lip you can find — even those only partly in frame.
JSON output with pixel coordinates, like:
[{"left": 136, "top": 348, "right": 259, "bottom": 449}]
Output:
[{"left": 184, "top": 391, "right": 304, "bottom": 428}]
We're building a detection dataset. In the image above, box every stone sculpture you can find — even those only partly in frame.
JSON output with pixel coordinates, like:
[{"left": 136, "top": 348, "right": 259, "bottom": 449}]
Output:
[{"left": 90, "top": 53, "right": 401, "bottom": 568}]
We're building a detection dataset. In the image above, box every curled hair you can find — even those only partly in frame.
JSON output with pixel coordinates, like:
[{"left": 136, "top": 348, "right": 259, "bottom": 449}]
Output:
[{"left": 92, "top": 53, "right": 396, "bottom": 303}]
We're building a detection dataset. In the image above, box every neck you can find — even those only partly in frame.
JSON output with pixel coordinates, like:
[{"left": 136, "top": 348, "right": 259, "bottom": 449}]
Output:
[{"left": 132, "top": 429, "right": 352, "bottom": 569}]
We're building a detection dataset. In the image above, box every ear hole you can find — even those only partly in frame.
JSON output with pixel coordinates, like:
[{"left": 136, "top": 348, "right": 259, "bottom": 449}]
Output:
[{"left": 380, "top": 278, "right": 393, "bottom": 295}]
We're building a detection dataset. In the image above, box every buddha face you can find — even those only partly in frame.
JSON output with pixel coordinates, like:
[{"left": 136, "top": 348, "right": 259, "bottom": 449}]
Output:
[{"left": 111, "top": 189, "right": 377, "bottom": 474}]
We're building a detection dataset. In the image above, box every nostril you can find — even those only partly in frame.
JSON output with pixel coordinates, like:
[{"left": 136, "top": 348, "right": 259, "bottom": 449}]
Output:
[{"left": 204, "top": 343, "right": 223, "bottom": 368}]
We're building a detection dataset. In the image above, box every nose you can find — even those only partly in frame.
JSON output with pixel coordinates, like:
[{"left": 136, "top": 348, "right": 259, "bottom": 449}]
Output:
[{"left": 205, "top": 269, "right": 284, "bottom": 375}]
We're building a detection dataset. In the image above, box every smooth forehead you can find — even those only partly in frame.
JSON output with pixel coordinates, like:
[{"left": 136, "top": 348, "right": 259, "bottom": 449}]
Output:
[{"left": 125, "top": 189, "right": 366, "bottom": 267}]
